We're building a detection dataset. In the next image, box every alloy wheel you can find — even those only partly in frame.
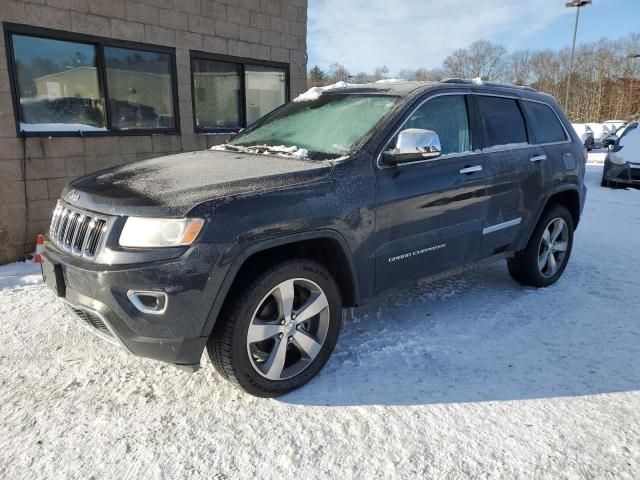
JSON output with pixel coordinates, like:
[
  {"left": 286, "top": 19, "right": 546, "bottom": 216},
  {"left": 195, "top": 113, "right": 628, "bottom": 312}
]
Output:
[
  {"left": 537, "top": 217, "right": 569, "bottom": 278},
  {"left": 246, "top": 278, "right": 330, "bottom": 381}
]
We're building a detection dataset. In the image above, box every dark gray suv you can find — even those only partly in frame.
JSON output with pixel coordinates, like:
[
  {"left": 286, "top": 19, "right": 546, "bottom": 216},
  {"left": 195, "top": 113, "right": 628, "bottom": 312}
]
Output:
[{"left": 42, "top": 80, "right": 587, "bottom": 397}]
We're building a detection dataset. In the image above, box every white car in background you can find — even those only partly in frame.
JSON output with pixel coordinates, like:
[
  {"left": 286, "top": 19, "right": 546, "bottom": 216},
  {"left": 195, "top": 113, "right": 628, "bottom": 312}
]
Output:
[
  {"left": 586, "top": 123, "right": 609, "bottom": 146},
  {"left": 572, "top": 123, "right": 595, "bottom": 150},
  {"left": 604, "top": 120, "right": 625, "bottom": 132},
  {"left": 602, "top": 122, "right": 640, "bottom": 188}
]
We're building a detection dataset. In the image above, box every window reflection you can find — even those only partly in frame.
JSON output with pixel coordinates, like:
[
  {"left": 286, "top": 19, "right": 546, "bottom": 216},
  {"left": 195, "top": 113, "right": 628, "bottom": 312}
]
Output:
[
  {"left": 245, "top": 65, "right": 286, "bottom": 125},
  {"left": 12, "top": 35, "right": 105, "bottom": 132},
  {"left": 192, "top": 59, "right": 241, "bottom": 130},
  {"left": 104, "top": 47, "right": 175, "bottom": 130}
]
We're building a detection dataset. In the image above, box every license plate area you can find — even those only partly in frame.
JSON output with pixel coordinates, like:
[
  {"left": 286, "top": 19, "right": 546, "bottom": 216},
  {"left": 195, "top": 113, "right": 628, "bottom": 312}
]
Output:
[{"left": 41, "top": 260, "right": 66, "bottom": 298}]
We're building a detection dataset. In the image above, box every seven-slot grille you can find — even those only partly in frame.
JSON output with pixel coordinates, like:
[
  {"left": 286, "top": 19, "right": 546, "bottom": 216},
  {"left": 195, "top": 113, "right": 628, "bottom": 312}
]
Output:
[{"left": 49, "top": 203, "right": 108, "bottom": 258}]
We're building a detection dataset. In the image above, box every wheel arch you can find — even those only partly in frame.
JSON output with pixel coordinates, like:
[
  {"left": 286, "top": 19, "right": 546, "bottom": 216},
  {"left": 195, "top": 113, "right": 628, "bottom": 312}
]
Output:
[{"left": 201, "top": 230, "right": 360, "bottom": 338}]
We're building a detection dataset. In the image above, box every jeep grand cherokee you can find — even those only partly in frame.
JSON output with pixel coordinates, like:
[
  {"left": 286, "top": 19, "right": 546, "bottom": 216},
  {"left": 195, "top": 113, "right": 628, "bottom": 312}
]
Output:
[{"left": 42, "top": 80, "right": 587, "bottom": 397}]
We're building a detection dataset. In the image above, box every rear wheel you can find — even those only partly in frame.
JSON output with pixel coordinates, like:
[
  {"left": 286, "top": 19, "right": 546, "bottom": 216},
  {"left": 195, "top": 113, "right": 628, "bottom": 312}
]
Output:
[
  {"left": 508, "top": 205, "right": 574, "bottom": 288},
  {"left": 208, "top": 259, "right": 342, "bottom": 397}
]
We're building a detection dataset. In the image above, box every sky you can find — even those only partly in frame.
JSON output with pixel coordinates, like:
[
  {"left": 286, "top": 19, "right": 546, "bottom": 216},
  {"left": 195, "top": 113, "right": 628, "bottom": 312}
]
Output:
[{"left": 307, "top": 0, "right": 640, "bottom": 74}]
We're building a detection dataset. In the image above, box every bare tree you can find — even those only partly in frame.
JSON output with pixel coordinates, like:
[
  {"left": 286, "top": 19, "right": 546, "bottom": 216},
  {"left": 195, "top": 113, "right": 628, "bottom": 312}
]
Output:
[
  {"left": 443, "top": 40, "right": 507, "bottom": 81},
  {"left": 328, "top": 62, "right": 350, "bottom": 83}
]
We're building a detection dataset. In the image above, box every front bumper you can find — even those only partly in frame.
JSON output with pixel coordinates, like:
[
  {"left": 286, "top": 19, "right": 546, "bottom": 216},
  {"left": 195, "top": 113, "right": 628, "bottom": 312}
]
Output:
[
  {"left": 603, "top": 159, "right": 640, "bottom": 186},
  {"left": 42, "top": 241, "right": 224, "bottom": 371}
]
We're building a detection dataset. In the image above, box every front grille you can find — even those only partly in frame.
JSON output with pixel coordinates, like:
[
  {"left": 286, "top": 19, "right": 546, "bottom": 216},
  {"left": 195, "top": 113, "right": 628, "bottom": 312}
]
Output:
[
  {"left": 49, "top": 203, "right": 108, "bottom": 258},
  {"left": 71, "top": 307, "right": 113, "bottom": 337}
]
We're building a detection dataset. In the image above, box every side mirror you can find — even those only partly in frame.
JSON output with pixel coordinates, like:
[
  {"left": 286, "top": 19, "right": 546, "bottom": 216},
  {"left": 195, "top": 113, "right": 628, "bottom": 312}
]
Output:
[
  {"left": 603, "top": 135, "right": 617, "bottom": 147},
  {"left": 382, "top": 129, "right": 442, "bottom": 165}
]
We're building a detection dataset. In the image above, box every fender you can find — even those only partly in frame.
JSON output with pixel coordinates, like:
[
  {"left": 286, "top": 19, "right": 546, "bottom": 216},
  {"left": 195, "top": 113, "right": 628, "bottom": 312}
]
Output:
[
  {"left": 199, "top": 229, "right": 360, "bottom": 337},
  {"left": 518, "top": 184, "right": 581, "bottom": 251}
]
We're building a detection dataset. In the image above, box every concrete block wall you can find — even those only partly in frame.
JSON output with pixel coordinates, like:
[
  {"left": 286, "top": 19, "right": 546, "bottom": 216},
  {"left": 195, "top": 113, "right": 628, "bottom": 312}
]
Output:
[{"left": 0, "top": 0, "right": 308, "bottom": 264}]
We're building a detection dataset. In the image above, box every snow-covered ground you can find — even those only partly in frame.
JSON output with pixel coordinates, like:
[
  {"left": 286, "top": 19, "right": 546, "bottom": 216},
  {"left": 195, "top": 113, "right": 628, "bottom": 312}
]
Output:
[
  {"left": 587, "top": 149, "right": 608, "bottom": 164},
  {"left": 1, "top": 165, "right": 639, "bottom": 479}
]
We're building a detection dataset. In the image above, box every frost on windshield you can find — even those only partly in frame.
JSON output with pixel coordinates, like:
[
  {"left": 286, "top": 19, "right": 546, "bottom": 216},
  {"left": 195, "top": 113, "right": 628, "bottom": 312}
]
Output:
[{"left": 229, "top": 95, "right": 398, "bottom": 157}]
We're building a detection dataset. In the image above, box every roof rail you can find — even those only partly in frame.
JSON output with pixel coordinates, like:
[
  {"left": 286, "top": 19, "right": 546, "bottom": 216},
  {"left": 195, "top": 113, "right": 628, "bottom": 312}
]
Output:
[{"left": 441, "top": 78, "right": 537, "bottom": 93}]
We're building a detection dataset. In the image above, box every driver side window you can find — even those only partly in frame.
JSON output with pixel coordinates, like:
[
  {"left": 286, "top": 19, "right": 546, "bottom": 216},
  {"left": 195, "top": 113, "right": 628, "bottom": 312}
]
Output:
[{"left": 396, "top": 95, "right": 471, "bottom": 155}]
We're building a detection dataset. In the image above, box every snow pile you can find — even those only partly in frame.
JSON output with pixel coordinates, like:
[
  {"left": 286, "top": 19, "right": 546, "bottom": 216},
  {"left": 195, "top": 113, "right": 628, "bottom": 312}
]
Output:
[
  {"left": 292, "top": 81, "right": 354, "bottom": 102},
  {"left": 0, "top": 261, "right": 42, "bottom": 289},
  {"left": 20, "top": 123, "right": 107, "bottom": 133},
  {"left": 375, "top": 78, "right": 403, "bottom": 84}
]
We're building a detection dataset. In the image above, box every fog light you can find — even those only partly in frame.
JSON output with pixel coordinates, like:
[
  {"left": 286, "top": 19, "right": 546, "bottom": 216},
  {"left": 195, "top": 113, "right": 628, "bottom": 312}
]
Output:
[{"left": 127, "top": 290, "right": 168, "bottom": 315}]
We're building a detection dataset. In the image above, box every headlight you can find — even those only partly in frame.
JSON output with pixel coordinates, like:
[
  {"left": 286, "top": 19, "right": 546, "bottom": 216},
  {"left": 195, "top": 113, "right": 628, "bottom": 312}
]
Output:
[
  {"left": 119, "top": 217, "right": 204, "bottom": 248},
  {"left": 608, "top": 150, "right": 627, "bottom": 165}
]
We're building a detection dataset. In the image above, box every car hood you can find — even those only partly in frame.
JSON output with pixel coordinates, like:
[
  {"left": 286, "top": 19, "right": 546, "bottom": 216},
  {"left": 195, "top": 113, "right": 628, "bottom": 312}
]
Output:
[{"left": 63, "top": 150, "right": 334, "bottom": 217}]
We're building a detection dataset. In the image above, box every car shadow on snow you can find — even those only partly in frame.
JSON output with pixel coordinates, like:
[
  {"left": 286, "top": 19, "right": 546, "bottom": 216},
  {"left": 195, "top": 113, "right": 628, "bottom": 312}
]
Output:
[{"left": 279, "top": 261, "right": 640, "bottom": 407}]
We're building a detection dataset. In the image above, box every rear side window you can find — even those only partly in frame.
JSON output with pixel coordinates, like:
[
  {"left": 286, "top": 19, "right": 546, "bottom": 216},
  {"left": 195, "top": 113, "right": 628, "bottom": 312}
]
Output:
[
  {"left": 526, "top": 102, "right": 567, "bottom": 144},
  {"left": 477, "top": 96, "right": 528, "bottom": 148}
]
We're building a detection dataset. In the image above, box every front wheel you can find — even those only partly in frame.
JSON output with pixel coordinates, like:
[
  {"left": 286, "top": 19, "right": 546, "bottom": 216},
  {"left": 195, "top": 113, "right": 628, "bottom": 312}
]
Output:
[
  {"left": 207, "top": 259, "right": 342, "bottom": 397},
  {"left": 508, "top": 205, "right": 574, "bottom": 288}
]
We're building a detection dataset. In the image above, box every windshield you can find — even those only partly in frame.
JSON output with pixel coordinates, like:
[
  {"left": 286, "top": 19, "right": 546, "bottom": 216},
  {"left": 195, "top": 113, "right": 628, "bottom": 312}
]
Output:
[{"left": 228, "top": 94, "right": 400, "bottom": 159}]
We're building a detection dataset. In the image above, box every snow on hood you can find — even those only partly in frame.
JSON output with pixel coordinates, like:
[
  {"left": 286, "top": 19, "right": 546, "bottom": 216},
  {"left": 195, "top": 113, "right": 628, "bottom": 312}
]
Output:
[
  {"left": 293, "top": 81, "right": 356, "bottom": 102},
  {"left": 615, "top": 128, "right": 640, "bottom": 164},
  {"left": 211, "top": 144, "right": 309, "bottom": 159},
  {"left": 67, "top": 149, "right": 333, "bottom": 216}
]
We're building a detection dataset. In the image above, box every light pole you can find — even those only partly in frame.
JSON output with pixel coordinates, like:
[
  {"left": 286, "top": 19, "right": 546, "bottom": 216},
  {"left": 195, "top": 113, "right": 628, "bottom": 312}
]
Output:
[
  {"left": 564, "top": 0, "right": 592, "bottom": 111},
  {"left": 628, "top": 54, "right": 640, "bottom": 117}
]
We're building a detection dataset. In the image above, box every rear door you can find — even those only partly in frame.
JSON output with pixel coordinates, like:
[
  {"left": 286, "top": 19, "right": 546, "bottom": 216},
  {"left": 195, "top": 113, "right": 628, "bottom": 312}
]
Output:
[
  {"left": 475, "top": 94, "right": 547, "bottom": 257},
  {"left": 522, "top": 99, "right": 576, "bottom": 182},
  {"left": 374, "top": 93, "right": 491, "bottom": 292}
]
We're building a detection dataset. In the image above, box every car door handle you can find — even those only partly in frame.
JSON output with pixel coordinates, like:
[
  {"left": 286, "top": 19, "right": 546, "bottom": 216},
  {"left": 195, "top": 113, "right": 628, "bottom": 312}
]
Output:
[
  {"left": 530, "top": 154, "right": 547, "bottom": 163},
  {"left": 459, "top": 165, "right": 483, "bottom": 174}
]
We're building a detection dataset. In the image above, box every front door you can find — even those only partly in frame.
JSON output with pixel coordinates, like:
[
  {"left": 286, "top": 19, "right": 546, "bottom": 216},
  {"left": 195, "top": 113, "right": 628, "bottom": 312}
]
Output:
[{"left": 374, "top": 93, "right": 491, "bottom": 293}]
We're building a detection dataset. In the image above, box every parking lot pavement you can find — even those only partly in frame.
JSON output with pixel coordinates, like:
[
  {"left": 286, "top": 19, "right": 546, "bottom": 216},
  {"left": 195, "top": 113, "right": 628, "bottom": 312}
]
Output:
[{"left": 1, "top": 165, "right": 639, "bottom": 479}]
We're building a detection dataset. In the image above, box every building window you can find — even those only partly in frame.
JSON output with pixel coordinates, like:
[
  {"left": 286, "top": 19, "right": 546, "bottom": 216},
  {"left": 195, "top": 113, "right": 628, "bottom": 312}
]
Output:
[
  {"left": 5, "top": 25, "right": 179, "bottom": 136},
  {"left": 191, "top": 52, "right": 289, "bottom": 132},
  {"left": 245, "top": 65, "right": 287, "bottom": 125},
  {"left": 104, "top": 47, "right": 176, "bottom": 130},
  {"left": 192, "top": 59, "right": 241, "bottom": 131},
  {"left": 11, "top": 35, "right": 106, "bottom": 133}
]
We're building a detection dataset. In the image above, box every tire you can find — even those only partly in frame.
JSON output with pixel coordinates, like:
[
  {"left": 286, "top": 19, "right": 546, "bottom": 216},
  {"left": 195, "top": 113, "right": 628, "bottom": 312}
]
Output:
[
  {"left": 207, "top": 259, "right": 342, "bottom": 397},
  {"left": 508, "top": 205, "right": 574, "bottom": 288}
]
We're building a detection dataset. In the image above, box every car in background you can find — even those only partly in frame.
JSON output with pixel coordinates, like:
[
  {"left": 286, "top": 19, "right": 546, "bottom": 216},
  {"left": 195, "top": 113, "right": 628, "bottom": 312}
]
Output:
[
  {"left": 572, "top": 123, "right": 595, "bottom": 150},
  {"left": 586, "top": 123, "right": 609, "bottom": 147},
  {"left": 602, "top": 122, "right": 640, "bottom": 188},
  {"left": 603, "top": 123, "right": 635, "bottom": 148},
  {"left": 604, "top": 120, "right": 625, "bottom": 132}
]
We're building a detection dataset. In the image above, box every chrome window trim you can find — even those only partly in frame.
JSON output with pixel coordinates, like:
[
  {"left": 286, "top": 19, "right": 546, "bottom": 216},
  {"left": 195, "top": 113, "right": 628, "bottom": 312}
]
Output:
[
  {"left": 376, "top": 90, "right": 576, "bottom": 170},
  {"left": 376, "top": 91, "right": 474, "bottom": 170}
]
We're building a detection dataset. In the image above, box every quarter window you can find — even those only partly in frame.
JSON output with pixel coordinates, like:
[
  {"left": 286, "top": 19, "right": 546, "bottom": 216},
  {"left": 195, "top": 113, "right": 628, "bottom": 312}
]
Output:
[
  {"left": 7, "top": 28, "right": 178, "bottom": 135},
  {"left": 191, "top": 53, "right": 289, "bottom": 132},
  {"left": 400, "top": 95, "right": 471, "bottom": 155},
  {"left": 526, "top": 102, "right": 567, "bottom": 144},
  {"left": 478, "top": 96, "right": 528, "bottom": 147}
]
